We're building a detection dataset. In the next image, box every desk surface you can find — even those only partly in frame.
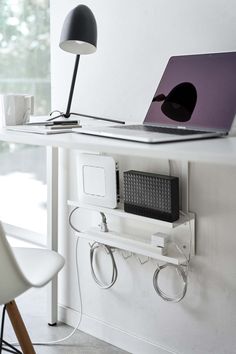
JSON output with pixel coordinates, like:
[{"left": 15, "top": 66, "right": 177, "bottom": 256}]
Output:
[{"left": 0, "top": 129, "right": 236, "bottom": 165}]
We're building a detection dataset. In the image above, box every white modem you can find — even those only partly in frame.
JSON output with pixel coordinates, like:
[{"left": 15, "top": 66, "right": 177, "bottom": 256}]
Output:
[{"left": 77, "top": 154, "right": 119, "bottom": 208}]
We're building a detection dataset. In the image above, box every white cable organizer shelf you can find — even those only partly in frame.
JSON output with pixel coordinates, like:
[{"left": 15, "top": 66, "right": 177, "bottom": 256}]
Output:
[
  {"left": 68, "top": 200, "right": 195, "bottom": 265},
  {"left": 68, "top": 200, "right": 193, "bottom": 229},
  {"left": 75, "top": 227, "right": 189, "bottom": 265}
]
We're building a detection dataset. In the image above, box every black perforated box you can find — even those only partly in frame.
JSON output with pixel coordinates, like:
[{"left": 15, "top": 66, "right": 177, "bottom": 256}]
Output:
[{"left": 123, "top": 170, "right": 179, "bottom": 222}]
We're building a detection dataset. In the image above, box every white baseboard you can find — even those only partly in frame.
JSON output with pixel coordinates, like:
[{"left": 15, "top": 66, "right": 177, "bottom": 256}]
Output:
[{"left": 58, "top": 305, "right": 178, "bottom": 354}]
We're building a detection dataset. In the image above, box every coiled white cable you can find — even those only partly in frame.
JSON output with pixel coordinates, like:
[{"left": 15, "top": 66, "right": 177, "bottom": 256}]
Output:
[
  {"left": 152, "top": 210, "right": 191, "bottom": 303},
  {"left": 70, "top": 207, "right": 118, "bottom": 289},
  {"left": 153, "top": 263, "right": 188, "bottom": 302},
  {"left": 90, "top": 242, "right": 118, "bottom": 289}
]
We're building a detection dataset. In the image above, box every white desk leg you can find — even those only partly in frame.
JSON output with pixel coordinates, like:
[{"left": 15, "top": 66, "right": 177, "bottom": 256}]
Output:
[{"left": 46, "top": 146, "right": 58, "bottom": 325}]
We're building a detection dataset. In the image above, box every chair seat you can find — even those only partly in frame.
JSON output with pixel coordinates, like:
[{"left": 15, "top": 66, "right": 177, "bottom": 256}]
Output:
[
  {"left": 0, "top": 222, "right": 65, "bottom": 354},
  {"left": 12, "top": 247, "right": 65, "bottom": 288}
]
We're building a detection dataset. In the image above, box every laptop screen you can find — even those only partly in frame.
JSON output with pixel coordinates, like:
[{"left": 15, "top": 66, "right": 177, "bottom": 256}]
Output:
[{"left": 144, "top": 52, "right": 236, "bottom": 132}]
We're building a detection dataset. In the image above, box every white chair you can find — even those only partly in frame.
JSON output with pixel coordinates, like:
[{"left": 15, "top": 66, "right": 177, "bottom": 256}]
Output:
[{"left": 0, "top": 222, "right": 65, "bottom": 354}]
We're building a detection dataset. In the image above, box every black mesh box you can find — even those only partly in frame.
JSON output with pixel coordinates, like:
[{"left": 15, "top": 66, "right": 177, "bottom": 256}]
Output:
[{"left": 123, "top": 170, "right": 179, "bottom": 222}]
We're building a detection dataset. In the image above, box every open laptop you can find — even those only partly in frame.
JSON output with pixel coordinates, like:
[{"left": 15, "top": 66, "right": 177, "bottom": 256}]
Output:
[{"left": 74, "top": 52, "right": 236, "bottom": 143}]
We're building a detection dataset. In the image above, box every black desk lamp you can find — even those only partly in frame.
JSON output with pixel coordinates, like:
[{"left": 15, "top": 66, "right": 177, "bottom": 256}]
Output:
[{"left": 49, "top": 4, "right": 124, "bottom": 124}]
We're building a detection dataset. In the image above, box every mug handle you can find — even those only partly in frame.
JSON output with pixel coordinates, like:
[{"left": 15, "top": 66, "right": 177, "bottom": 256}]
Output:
[
  {"left": 22, "top": 95, "right": 34, "bottom": 124},
  {"left": 25, "top": 95, "right": 34, "bottom": 115}
]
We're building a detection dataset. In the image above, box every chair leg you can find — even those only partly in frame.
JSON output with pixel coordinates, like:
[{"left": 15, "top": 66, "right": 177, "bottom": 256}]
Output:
[
  {"left": 0, "top": 305, "right": 7, "bottom": 354},
  {"left": 5, "top": 301, "right": 35, "bottom": 354},
  {"left": 1, "top": 305, "right": 22, "bottom": 354},
  {"left": 2, "top": 339, "right": 22, "bottom": 354}
]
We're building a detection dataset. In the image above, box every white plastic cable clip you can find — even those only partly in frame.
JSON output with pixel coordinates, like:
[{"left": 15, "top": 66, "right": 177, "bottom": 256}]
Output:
[
  {"left": 151, "top": 232, "right": 169, "bottom": 255},
  {"left": 151, "top": 232, "right": 169, "bottom": 247}
]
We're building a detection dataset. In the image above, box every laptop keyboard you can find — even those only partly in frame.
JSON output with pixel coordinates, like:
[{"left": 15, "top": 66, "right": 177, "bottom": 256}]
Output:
[{"left": 117, "top": 125, "right": 209, "bottom": 135}]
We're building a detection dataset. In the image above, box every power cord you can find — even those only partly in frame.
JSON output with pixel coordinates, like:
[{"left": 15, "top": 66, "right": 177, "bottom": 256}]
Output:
[
  {"left": 70, "top": 207, "right": 118, "bottom": 289},
  {"left": 90, "top": 242, "right": 118, "bottom": 289},
  {"left": 153, "top": 263, "right": 188, "bottom": 302},
  {"left": 5, "top": 207, "right": 83, "bottom": 348},
  {"left": 152, "top": 210, "right": 193, "bottom": 302},
  {"left": 32, "top": 235, "right": 82, "bottom": 346}
]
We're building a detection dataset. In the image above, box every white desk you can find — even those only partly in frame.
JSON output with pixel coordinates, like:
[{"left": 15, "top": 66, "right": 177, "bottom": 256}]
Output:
[
  {"left": 1, "top": 128, "right": 236, "bottom": 324},
  {"left": 1, "top": 129, "right": 236, "bottom": 165}
]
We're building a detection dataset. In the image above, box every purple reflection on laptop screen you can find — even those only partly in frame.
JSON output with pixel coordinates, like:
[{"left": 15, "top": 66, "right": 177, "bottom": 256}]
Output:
[{"left": 144, "top": 52, "right": 236, "bottom": 132}]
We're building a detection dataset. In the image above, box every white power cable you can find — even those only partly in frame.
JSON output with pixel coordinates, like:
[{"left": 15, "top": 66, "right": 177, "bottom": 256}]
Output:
[
  {"left": 90, "top": 242, "right": 118, "bottom": 289},
  {"left": 70, "top": 207, "right": 118, "bottom": 289},
  {"left": 153, "top": 263, "right": 188, "bottom": 302},
  {"left": 6, "top": 207, "right": 83, "bottom": 348},
  {"left": 32, "top": 235, "right": 82, "bottom": 346},
  {"left": 152, "top": 209, "right": 193, "bottom": 302}
]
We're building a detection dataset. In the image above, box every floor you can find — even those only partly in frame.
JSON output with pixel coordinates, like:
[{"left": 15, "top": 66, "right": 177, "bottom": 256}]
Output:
[{"left": 1, "top": 287, "right": 128, "bottom": 354}]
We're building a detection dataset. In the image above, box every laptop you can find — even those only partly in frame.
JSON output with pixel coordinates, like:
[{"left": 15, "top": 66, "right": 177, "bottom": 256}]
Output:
[{"left": 74, "top": 52, "right": 236, "bottom": 143}]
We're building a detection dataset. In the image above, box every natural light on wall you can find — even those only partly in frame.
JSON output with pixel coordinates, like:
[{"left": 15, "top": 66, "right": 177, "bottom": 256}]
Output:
[{"left": 0, "top": 0, "right": 50, "bottom": 244}]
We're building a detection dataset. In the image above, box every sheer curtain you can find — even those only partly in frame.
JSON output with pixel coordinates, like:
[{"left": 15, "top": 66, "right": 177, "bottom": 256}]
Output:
[{"left": 0, "top": 0, "right": 51, "bottom": 244}]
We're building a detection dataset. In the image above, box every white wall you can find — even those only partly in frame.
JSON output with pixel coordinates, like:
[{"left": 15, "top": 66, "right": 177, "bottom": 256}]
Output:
[
  {"left": 50, "top": 0, "right": 236, "bottom": 123},
  {"left": 51, "top": 1, "right": 236, "bottom": 353}
]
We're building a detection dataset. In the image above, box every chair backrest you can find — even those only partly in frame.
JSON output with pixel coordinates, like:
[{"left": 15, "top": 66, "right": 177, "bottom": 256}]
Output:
[{"left": 0, "top": 222, "right": 30, "bottom": 305}]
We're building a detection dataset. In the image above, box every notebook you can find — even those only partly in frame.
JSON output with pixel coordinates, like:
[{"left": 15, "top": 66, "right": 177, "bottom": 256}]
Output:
[
  {"left": 6, "top": 122, "right": 80, "bottom": 134},
  {"left": 6, "top": 125, "right": 75, "bottom": 134},
  {"left": 74, "top": 52, "right": 236, "bottom": 143}
]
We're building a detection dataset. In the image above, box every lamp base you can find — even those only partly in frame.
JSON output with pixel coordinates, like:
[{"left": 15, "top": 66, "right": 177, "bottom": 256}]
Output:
[{"left": 48, "top": 111, "right": 125, "bottom": 124}]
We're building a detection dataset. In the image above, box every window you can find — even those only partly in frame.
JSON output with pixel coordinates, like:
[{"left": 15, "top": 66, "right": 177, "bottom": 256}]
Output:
[
  {"left": 0, "top": 0, "right": 50, "bottom": 244},
  {"left": 0, "top": 0, "right": 51, "bottom": 114}
]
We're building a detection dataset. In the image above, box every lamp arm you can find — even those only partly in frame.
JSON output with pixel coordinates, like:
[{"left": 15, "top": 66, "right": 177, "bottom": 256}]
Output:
[
  {"left": 48, "top": 53, "right": 125, "bottom": 124},
  {"left": 70, "top": 112, "right": 125, "bottom": 124},
  {"left": 65, "top": 55, "right": 80, "bottom": 118}
]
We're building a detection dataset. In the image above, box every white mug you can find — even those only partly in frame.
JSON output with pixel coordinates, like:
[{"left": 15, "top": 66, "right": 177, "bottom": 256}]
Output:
[{"left": 0, "top": 94, "right": 34, "bottom": 127}]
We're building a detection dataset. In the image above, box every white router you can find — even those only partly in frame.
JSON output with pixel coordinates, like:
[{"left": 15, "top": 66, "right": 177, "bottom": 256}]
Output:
[{"left": 77, "top": 153, "right": 119, "bottom": 208}]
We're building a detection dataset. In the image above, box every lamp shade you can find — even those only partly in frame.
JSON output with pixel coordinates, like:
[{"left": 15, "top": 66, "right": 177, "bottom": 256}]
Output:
[{"left": 59, "top": 4, "right": 97, "bottom": 55}]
